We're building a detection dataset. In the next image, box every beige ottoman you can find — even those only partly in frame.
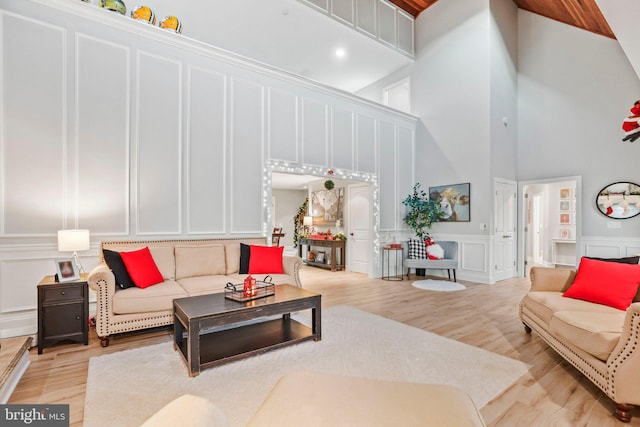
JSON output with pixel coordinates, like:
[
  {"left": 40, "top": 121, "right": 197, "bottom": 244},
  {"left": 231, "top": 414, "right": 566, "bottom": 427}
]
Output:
[{"left": 247, "top": 371, "right": 486, "bottom": 426}]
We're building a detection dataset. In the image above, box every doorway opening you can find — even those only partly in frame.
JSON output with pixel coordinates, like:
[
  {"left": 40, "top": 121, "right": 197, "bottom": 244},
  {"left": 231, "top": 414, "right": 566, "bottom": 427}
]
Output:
[
  {"left": 266, "top": 161, "right": 377, "bottom": 277},
  {"left": 518, "top": 176, "right": 582, "bottom": 277}
]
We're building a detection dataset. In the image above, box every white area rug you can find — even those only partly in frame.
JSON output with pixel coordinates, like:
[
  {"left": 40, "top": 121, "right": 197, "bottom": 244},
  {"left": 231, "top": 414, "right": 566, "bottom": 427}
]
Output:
[
  {"left": 412, "top": 279, "right": 466, "bottom": 291},
  {"left": 84, "top": 306, "right": 528, "bottom": 427}
]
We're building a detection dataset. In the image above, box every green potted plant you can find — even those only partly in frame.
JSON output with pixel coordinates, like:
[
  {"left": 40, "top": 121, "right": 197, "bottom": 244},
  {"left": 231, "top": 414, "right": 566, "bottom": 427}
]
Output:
[{"left": 402, "top": 183, "right": 444, "bottom": 275}]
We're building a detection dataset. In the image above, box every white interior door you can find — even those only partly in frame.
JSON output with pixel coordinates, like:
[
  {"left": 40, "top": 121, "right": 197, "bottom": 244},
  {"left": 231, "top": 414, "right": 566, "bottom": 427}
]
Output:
[
  {"left": 531, "top": 194, "right": 544, "bottom": 264},
  {"left": 347, "top": 183, "right": 371, "bottom": 274},
  {"left": 494, "top": 180, "right": 517, "bottom": 281}
]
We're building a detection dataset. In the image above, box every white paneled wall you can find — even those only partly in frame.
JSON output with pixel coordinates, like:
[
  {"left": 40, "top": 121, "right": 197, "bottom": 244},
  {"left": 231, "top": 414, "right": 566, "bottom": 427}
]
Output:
[
  {"left": 186, "top": 66, "right": 226, "bottom": 235},
  {"left": 76, "top": 35, "right": 130, "bottom": 235},
  {"left": 136, "top": 52, "right": 182, "bottom": 235},
  {"left": 0, "top": 0, "right": 417, "bottom": 337},
  {"left": 301, "top": 0, "right": 414, "bottom": 57}
]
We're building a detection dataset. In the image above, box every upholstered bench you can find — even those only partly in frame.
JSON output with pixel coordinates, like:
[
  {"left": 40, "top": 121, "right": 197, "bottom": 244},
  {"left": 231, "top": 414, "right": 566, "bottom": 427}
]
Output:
[{"left": 247, "top": 371, "right": 485, "bottom": 426}]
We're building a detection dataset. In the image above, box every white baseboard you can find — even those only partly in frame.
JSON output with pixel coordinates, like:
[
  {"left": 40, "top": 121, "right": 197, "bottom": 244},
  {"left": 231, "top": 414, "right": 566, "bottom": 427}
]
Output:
[{"left": 0, "top": 348, "right": 30, "bottom": 404}]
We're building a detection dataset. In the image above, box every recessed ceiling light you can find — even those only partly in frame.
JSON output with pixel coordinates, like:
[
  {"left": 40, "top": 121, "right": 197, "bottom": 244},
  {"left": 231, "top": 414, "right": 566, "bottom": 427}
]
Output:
[{"left": 335, "top": 48, "right": 346, "bottom": 58}]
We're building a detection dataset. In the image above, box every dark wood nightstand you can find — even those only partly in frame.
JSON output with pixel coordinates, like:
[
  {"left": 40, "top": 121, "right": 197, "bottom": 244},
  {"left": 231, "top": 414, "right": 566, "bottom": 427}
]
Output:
[{"left": 37, "top": 273, "right": 89, "bottom": 354}]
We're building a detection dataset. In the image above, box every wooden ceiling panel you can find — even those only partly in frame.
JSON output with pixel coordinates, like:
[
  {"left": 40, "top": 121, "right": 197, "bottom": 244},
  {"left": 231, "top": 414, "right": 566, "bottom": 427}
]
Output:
[
  {"left": 512, "top": 0, "right": 614, "bottom": 38},
  {"left": 388, "top": 0, "right": 438, "bottom": 18},
  {"left": 390, "top": 0, "right": 614, "bottom": 39}
]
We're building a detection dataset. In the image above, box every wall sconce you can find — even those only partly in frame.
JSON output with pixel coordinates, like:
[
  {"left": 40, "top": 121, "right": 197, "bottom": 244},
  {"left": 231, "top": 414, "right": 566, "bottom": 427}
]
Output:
[{"left": 58, "top": 229, "right": 90, "bottom": 273}]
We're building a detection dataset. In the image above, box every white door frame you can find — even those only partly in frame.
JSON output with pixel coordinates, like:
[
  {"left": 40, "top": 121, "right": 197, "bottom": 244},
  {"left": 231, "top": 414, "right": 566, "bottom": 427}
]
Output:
[
  {"left": 345, "top": 182, "right": 374, "bottom": 276},
  {"left": 517, "top": 176, "right": 582, "bottom": 277},
  {"left": 493, "top": 178, "right": 517, "bottom": 282}
]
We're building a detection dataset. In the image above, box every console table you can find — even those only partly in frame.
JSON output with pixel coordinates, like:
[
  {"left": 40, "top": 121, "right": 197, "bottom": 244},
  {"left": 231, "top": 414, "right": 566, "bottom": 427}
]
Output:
[{"left": 298, "top": 238, "right": 345, "bottom": 271}]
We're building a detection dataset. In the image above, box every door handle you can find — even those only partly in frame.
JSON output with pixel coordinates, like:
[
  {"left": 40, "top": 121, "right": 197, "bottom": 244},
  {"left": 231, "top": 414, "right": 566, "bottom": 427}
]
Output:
[{"left": 349, "top": 233, "right": 354, "bottom": 236}]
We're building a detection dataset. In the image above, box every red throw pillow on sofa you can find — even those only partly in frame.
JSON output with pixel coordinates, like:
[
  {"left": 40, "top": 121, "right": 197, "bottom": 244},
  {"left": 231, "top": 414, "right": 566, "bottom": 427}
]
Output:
[
  {"left": 120, "top": 247, "right": 164, "bottom": 289},
  {"left": 248, "top": 245, "right": 284, "bottom": 274},
  {"left": 563, "top": 257, "right": 640, "bottom": 310}
]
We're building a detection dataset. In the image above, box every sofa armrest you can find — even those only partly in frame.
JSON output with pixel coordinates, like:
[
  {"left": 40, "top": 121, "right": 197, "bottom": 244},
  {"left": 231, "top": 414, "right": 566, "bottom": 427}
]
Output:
[
  {"left": 282, "top": 255, "right": 303, "bottom": 287},
  {"left": 529, "top": 267, "right": 576, "bottom": 292},
  {"left": 87, "top": 263, "right": 116, "bottom": 337},
  {"left": 607, "top": 302, "right": 640, "bottom": 403}
]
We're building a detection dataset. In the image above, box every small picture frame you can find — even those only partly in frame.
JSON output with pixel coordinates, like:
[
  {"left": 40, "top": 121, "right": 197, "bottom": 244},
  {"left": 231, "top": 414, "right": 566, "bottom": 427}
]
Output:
[
  {"left": 560, "top": 188, "right": 571, "bottom": 199},
  {"left": 559, "top": 200, "right": 571, "bottom": 211},
  {"left": 559, "top": 229, "right": 570, "bottom": 239},
  {"left": 560, "top": 213, "right": 571, "bottom": 224},
  {"left": 316, "top": 251, "right": 325, "bottom": 264},
  {"left": 55, "top": 258, "right": 79, "bottom": 283}
]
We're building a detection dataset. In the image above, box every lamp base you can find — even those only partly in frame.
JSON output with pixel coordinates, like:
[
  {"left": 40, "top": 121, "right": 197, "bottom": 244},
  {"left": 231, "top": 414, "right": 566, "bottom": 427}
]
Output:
[{"left": 73, "top": 251, "right": 85, "bottom": 274}]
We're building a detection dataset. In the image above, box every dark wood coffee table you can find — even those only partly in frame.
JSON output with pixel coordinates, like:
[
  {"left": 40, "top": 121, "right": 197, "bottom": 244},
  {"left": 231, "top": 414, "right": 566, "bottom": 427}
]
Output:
[{"left": 173, "top": 284, "right": 321, "bottom": 376}]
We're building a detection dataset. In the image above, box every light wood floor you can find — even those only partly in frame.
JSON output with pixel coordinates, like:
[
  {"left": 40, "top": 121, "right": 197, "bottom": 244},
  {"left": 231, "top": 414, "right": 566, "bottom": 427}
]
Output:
[{"left": 9, "top": 267, "right": 640, "bottom": 426}]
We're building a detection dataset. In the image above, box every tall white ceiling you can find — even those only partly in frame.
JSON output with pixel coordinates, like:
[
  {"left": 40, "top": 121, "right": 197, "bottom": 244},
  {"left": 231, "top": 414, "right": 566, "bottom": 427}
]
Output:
[{"left": 133, "top": 0, "right": 413, "bottom": 92}]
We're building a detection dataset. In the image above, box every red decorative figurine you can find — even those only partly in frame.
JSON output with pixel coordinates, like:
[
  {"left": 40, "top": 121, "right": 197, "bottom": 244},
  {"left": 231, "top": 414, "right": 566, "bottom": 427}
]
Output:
[
  {"left": 243, "top": 275, "right": 257, "bottom": 297},
  {"left": 622, "top": 100, "right": 640, "bottom": 142}
]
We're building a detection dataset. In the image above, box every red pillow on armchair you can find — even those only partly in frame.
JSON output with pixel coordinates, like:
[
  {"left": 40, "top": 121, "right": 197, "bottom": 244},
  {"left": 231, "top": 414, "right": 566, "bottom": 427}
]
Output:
[{"left": 563, "top": 257, "right": 640, "bottom": 310}]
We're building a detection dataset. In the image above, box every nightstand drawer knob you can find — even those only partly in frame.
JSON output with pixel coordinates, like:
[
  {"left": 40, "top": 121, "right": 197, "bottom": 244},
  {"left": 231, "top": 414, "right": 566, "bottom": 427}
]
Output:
[
  {"left": 61, "top": 291, "right": 66, "bottom": 295},
  {"left": 75, "top": 315, "right": 81, "bottom": 320}
]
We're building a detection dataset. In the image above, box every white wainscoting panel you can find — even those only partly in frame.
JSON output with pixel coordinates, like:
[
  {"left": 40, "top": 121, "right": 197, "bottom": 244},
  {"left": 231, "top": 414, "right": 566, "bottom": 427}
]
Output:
[
  {"left": 356, "top": 0, "right": 377, "bottom": 37},
  {"left": 377, "top": 0, "right": 397, "bottom": 47},
  {"left": 76, "top": 34, "right": 130, "bottom": 234},
  {"left": 267, "top": 87, "right": 298, "bottom": 163},
  {"left": 186, "top": 66, "right": 227, "bottom": 234},
  {"left": 356, "top": 114, "right": 377, "bottom": 173},
  {"left": 0, "top": 259, "right": 48, "bottom": 313},
  {"left": 302, "top": 98, "right": 328, "bottom": 166},
  {"left": 135, "top": 51, "right": 182, "bottom": 235},
  {"left": 461, "top": 241, "right": 488, "bottom": 272},
  {"left": 331, "top": 0, "right": 355, "bottom": 25},
  {"left": 582, "top": 236, "right": 640, "bottom": 258},
  {"left": 397, "top": 10, "right": 414, "bottom": 56},
  {"left": 230, "top": 78, "right": 264, "bottom": 234},
  {"left": 396, "top": 126, "right": 414, "bottom": 228},
  {"left": 331, "top": 107, "right": 354, "bottom": 170},
  {"left": 378, "top": 120, "right": 396, "bottom": 231},
  {"left": 1, "top": 13, "right": 66, "bottom": 235}
]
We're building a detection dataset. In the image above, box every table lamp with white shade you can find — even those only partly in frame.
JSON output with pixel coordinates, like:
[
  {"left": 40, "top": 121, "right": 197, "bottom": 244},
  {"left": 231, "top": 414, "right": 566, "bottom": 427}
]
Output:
[
  {"left": 303, "top": 216, "right": 313, "bottom": 235},
  {"left": 57, "top": 229, "right": 90, "bottom": 273}
]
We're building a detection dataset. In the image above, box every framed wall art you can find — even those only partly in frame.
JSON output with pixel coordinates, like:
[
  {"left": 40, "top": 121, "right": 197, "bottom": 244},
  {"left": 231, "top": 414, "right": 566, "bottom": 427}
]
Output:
[
  {"left": 428, "top": 183, "right": 470, "bottom": 222},
  {"left": 560, "top": 213, "right": 571, "bottom": 224},
  {"left": 559, "top": 200, "right": 570, "bottom": 211},
  {"left": 311, "top": 187, "right": 344, "bottom": 226},
  {"left": 595, "top": 181, "right": 640, "bottom": 220},
  {"left": 55, "top": 258, "right": 79, "bottom": 282}
]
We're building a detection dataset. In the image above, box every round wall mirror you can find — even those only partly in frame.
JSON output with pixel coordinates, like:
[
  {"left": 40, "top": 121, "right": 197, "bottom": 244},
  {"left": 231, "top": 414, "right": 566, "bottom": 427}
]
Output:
[{"left": 596, "top": 182, "right": 640, "bottom": 219}]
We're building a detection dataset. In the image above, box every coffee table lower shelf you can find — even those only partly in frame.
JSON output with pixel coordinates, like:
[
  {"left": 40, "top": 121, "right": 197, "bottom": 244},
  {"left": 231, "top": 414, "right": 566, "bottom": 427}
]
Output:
[{"left": 175, "top": 317, "right": 316, "bottom": 375}]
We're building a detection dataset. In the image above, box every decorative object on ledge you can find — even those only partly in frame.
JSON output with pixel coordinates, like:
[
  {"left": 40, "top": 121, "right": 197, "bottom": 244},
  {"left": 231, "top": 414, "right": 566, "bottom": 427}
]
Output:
[
  {"left": 428, "top": 183, "right": 470, "bottom": 222},
  {"left": 402, "top": 183, "right": 443, "bottom": 240},
  {"left": 131, "top": 5, "right": 156, "bottom": 25},
  {"left": 324, "top": 179, "right": 335, "bottom": 190},
  {"left": 596, "top": 181, "right": 640, "bottom": 219},
  {"left": 99, "top": 0, "right": 126, "bottom": 15},
  {"left": 160, "top": 15, "right": 182, "bottom": 34}
]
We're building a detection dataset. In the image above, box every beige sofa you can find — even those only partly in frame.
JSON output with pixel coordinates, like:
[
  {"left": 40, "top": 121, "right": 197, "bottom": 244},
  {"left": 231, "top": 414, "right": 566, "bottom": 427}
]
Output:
[
  {"left": 140, "top": 372, "right": 486, "bottom": 427},
  {"left": 519, "top": 267, "right": 640, "bottom": 422},
  {"left": 88, "top": 238, "right": 302, "bottom": 347}
]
